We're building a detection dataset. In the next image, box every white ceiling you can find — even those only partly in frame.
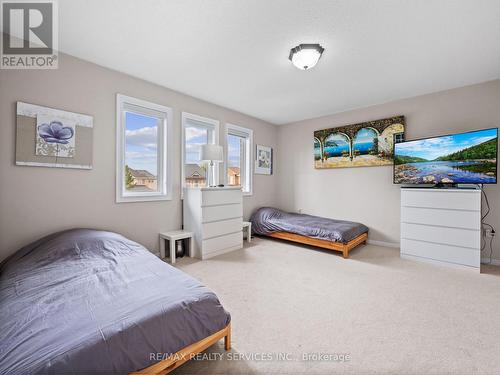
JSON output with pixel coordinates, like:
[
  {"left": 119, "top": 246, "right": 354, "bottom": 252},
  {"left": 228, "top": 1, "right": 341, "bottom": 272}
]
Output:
[{"left": 58, "top": 0, "right": 500, "bottom": 125}]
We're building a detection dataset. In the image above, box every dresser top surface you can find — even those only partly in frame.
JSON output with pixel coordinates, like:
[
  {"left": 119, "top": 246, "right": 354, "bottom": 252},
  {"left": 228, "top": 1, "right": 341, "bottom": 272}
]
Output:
[
  {"left": 400, "top": 188, "right": 481, "bottom": 193},
  {"left": 185, "top": 186, "right": 242, "bottom": 191}
]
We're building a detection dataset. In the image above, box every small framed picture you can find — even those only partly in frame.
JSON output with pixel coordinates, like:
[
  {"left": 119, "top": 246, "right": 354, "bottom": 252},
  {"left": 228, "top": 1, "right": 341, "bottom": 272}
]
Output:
[{"left": 255, "top": 144, "right": 273, "bottom": 175}]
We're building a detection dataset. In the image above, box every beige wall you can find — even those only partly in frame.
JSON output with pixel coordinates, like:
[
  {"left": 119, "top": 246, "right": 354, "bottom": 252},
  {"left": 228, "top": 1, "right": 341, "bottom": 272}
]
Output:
[
  {"left": 276, "top": 80, "right": 500, "bottom": 259},
  {"left": 1, "top": 52, "right": 499, "bottom": 262},
  {"left": 0, "top": 53, "right": 278, "bottom": 260}
]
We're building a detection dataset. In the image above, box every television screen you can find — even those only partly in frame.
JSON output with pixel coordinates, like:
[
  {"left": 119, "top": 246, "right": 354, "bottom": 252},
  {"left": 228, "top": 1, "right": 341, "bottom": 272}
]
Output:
[{"left": 394, "top": 128, "right": 498, "bottom": 184}]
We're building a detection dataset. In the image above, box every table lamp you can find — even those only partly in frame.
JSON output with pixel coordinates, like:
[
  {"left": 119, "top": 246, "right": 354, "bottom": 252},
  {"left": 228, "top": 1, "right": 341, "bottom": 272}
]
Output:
[{"left": 201, "top": 144, "right": 223, "bottom": 187}]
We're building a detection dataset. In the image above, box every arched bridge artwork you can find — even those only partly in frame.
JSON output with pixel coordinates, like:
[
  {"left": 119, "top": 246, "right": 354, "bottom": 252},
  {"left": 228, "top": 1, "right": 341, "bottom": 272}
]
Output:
[{"left": 314, "top": 116, "right": 405, "bottom": 169}]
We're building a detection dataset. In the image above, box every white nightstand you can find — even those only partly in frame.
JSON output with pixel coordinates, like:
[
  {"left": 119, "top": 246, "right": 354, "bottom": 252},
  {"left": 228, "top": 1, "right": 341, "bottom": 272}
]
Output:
[{"left": 159, "top": 230, "right": 194, "bottom": 264}]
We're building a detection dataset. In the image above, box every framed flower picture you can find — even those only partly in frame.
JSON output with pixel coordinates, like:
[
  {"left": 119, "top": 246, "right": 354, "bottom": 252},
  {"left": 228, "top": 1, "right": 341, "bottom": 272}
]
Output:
[
  {"left": 15, "top": 102, "right": 93, "bottom": 169},
  {"left": 35, "top": 115, "right": 76, "bottom": 158},
  {"left": 255, "top": 144, "right": 273, "bottom": 175}
]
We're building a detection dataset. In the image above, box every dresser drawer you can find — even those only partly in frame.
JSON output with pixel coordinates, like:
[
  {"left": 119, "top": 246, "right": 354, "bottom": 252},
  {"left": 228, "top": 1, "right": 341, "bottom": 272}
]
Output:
[
  {"left": 401, "top": 190, "right": 481, "bottom": 211},
  {"left": 202, "top": 218, "right": 242, "bottom": 239},
  {"left": 202, "top": 204, "right": 242, "bottom": 223},
  {"left": 401, "top": 239, "right": 480, "bottom": 268},
  {"left": 202, "top": 232, "right": 242, "bottom": 255},
  {"left": 202, "top": 189, "right": 242, "bottom": 206},
  {"left": 401, "top": 223, "right": 480, "bottom": 249},
  {"left": 401, "top": 206, "right": 481, "bottom": 230}
]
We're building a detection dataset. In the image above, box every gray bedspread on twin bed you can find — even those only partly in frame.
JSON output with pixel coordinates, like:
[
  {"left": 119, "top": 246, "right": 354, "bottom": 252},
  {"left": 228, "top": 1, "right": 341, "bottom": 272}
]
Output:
[
  {"left": 251, "top": 207, "right": 368, "bottom": 243},
  {"left": 0, "top": 229, "right": 230, "bottom": 375}
]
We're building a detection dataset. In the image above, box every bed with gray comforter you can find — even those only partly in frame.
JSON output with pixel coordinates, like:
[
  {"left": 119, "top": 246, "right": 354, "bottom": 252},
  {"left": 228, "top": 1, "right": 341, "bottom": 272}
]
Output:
[
  {"left": 0, "top": 229, "right": 230, "bottom": 374},
  {"left": 251, "top": 207, "right": 368, "bottom": 243}
]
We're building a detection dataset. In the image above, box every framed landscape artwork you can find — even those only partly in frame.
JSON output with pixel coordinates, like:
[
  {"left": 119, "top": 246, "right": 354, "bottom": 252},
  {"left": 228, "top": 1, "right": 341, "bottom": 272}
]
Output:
[
  {"left": 255, "top": 144, "right": 273, "bottom": 175},
  {"left": 314, "top": 116, "right": 405, "bottom": 169},
  {"left": 16, "top": 102, "right": 93, "bottom": 169}
]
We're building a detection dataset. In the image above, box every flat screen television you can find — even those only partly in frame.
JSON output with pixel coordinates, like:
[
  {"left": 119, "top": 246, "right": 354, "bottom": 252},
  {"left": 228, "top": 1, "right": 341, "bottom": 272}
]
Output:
[{"left": 394, "top": 128, "right": 498, "bottom": 185}]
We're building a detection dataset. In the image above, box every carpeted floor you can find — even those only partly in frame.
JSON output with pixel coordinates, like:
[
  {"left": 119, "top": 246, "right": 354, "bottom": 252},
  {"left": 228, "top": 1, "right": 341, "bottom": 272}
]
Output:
[{"left": 174, "top": 237, "right": 500, "bottom": 374}]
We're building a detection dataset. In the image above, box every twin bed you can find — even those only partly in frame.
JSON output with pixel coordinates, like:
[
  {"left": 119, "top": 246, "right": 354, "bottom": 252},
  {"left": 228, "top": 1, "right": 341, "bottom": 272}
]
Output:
[
  {"left": 0, "top": 229, "right": 230, "bottom": 374},
  {"left": 251, "top": 207, "right": 369, "bottom": 258},
  {"left": 1, "top": 210, "right": 367, "bottom": 374}
]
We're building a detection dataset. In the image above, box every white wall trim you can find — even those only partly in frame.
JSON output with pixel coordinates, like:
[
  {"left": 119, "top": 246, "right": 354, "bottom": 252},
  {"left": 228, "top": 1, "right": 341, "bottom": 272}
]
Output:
[
  {"left": 116, "top": 94, "right": 173, "bottom": 203},
  {"left": 224, "top": 123, "right": 253, "bottom": 196},
  {"left": 367, "top": 239, "right": 400, "bottom": 249},
  {"left": 181, "top": 112, "right": 220, "bottom": 198}
]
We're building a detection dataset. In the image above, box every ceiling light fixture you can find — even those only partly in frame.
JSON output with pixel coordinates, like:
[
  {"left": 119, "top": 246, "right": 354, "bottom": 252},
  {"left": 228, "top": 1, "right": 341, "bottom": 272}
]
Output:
[{"left": 289, "top": 44, "right": 324, "bottom": 70}]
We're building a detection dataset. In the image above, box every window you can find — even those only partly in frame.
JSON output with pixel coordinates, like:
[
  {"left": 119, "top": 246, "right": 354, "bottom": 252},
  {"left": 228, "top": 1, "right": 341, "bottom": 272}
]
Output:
[
  {"left": 116, "top": 94, "right": 172, "bottom": 202},
  {"left": 225, "top": 123, "right": 253, "bottom": 195},
  {"left": 394, "top": 133, "right": 404, "bottom": 143},
  {"left": 182, "top": 112, "right": 219, "bottom": 190}
]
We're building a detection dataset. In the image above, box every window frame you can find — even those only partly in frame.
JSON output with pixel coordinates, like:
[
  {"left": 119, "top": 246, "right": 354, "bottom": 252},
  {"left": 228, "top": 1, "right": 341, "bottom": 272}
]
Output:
[
  {"left": 224, "top": 123, "right": 253, "bottom": 196},
  {"left": 181, "top": 112, "right": 220, "bottom": 196},
  {"left": 116, "top": 94, "right": 173, "bottom": 203}
]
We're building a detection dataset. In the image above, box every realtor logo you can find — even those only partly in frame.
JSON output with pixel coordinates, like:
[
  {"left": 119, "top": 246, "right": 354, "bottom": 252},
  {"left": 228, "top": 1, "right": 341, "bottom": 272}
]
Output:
[{"left": 1, "top": 1, "right": 58, "bottom": 69}]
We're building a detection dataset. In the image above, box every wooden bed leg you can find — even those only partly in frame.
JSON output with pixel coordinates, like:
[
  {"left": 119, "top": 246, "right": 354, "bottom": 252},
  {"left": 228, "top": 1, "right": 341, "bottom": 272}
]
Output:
[
  {"left": 342, "top": 246, "right": 349, "bottom": 259},
  {"left": 224, "top": 323, "right": 231, "bottom": 350}
]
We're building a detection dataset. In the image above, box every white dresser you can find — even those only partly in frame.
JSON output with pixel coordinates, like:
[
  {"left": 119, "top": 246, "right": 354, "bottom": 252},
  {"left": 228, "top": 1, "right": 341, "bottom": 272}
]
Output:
[
  {"left": 183, "top": 187, "right": 243, "bottom": 259},
  {"left": 400, "top": 188, "right": 481, "bottom": 270}
]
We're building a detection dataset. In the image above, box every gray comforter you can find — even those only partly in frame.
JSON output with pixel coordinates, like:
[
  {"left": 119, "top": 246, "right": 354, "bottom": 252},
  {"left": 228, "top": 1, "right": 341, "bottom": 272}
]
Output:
[
  {"left": 0, "top": 229, "right": 230, "bottom": 375},
  {"left": 251, "top": 207, "right": 368, "bottom": 243}
]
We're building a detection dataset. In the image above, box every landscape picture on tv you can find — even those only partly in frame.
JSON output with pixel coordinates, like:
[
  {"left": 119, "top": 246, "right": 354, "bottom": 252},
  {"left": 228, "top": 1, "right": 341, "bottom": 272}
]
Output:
[{"left": 394, "top": 128, "right": 498, "bottom": 184}]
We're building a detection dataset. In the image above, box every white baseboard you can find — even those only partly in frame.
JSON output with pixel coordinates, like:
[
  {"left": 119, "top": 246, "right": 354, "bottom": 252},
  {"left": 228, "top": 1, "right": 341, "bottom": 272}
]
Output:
[
  {"left": 481, "top": 257, "right": 500, "bottom": 266},
  {"left": 367, "top": 239, "right": 400, "bottom": 249}
]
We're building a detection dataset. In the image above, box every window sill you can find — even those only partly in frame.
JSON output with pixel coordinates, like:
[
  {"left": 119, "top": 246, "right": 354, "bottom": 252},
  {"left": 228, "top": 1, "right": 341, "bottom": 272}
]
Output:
[{"left": 116, "top": 194, "right": 172, "bottom": 203}]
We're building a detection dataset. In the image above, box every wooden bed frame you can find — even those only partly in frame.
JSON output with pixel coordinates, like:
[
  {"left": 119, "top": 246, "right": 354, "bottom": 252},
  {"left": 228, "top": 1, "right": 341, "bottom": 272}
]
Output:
[
  {"left": 267, "top": 232, "right": 368, "bottom": 258},
  {"left": 132, "top": 323, "right": 231, "bottom": 375}
]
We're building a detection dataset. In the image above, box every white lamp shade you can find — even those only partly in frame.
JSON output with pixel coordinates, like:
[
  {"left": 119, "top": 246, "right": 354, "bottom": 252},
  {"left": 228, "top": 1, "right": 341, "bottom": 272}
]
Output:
[{"left": 200, "top": 144, "right": 223, "bottom": 162}]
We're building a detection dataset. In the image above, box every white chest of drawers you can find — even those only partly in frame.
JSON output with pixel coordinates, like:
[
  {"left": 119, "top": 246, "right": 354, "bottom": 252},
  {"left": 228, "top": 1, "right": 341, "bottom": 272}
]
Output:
[
  {"left": 183, "top": 187, "right": 243, "bottom": 259},
  {"left": 400, "top": 188, "right": 481, "bottom": 270}
]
